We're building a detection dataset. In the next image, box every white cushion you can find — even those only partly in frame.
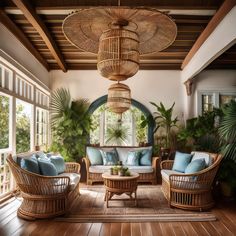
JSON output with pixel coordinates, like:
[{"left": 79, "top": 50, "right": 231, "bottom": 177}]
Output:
[
  {"left": 161, "top": 169, "right": 205, "bottom": 190},
  {"left": 89, "top": 165, "right": 111, "bottom": 173},
  {"left": 161, "top": 169, "right": 181, "bottom": 180},
  {"left": 59, "top": 172, "right": 80, "bottom": 191},
  {"left": 89, "top": 165, "right": 153, "bottom": 174},
  {"left": 127, "top": 166, "right": 153, "bottom": 174},
  {"left": 191, "top": 152, "right": 212, "bottom": 167}
]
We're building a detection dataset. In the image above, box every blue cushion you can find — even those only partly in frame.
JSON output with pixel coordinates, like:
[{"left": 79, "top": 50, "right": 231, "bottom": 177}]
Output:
[
  {"left": 185, "top": 159, "right": 206, "bottom": 174},
  {"left": 191, "top": 152, "right": 212, "bottom": 167},
  {"left": 87, "top": 147, "right": 103, "bottom": 165},
  {"left": 21, "top": 155, "right": 40, "bottom": 174},
  {"left": 50, "top": 156, "right": 65, "bottom": 174},
  {"left": 38, "top": 158, "right": 58, "bottom": 176},
  {"left": 172, "top": 151, "right": 192, "bottom": 173},
  {"left": 126, "top": 151, "right": 141, "bottom": 166},
  {"left": 100, "top": 149, "right": 118, "bottom": 166},
  {"left": 140, "top": 148, "right": 152, "bottom": 166},
  {"left": 15, "top": 156, "right": 22, "bottom": 166}
]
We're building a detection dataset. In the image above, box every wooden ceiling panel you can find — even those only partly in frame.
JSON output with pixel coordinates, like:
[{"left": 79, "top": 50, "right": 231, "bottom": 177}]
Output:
[
  {"left": 1, "top": 0, "right": 233, "bottom": 70},
  {"left": 2, "top": 0, "right": 224, "bottom": 9}
]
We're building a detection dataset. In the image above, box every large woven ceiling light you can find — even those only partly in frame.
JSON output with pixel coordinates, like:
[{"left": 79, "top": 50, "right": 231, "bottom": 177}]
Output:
[{"left": 63, "top": 7, "right": 177, "bottom": 114}]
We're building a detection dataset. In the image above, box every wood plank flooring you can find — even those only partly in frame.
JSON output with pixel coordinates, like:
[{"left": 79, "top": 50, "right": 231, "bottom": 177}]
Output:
[{"left": 0, "top": 189, "right": 236, "bottom": 236}]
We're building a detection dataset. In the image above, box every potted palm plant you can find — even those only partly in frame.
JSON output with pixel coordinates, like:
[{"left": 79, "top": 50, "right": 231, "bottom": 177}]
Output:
[
  {"left": 50, "top": 88, "right": 91, "bottom": 162},
  {"left": 150, "top": 102, "right": 178, "bottom": 159}
]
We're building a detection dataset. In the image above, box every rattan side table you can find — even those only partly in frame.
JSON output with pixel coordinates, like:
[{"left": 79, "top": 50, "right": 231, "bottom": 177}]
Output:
[{"left": 102, "top": 172, "right": 139, "bottom": 208}]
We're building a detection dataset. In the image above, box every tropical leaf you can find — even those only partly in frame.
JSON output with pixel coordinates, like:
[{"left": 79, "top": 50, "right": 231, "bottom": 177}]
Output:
[
  {"left": 50, "top": 88, "right": 71, "bottom": 127},
  {"left": 219, "top": 100, "right": 236, "bottom": 162}
]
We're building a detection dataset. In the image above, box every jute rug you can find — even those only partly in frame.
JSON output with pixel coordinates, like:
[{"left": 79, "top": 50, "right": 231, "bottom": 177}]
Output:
[{"left": 56, "top": 185, "right": 216, "bottom": 223}]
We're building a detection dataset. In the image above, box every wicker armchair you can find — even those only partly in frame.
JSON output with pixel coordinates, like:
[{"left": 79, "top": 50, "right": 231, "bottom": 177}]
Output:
[
  {"left": 160, "top": 153, "right": 223, "bottom": 211},
  {"left": 7, "top": 154, "right": 80, "bottom": 220}
]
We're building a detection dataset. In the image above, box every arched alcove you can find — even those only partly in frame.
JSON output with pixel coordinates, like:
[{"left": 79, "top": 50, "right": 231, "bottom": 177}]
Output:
[{"left": 88, "top": 95, "right": 154, "bottom": 145}]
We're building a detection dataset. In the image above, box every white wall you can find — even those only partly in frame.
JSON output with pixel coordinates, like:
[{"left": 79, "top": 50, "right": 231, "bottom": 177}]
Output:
[
  {"left": 50, "top": 70, "right": 184, "bottom": 119},
  {"left": 0, "top": 23, "right": 50, "bottom": 88},
  {"left": 185, "top": 70, "right": 236, "bottom": 118}
]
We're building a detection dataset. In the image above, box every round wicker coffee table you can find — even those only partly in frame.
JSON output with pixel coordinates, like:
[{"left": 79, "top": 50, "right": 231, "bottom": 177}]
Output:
[{"left": 102, "top": 172, "right": 139, "bottom": 208}]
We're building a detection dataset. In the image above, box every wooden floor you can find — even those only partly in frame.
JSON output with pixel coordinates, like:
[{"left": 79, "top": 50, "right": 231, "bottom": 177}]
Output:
[{"left": 0, "top": 188, "right": 236, "bottom": 236}]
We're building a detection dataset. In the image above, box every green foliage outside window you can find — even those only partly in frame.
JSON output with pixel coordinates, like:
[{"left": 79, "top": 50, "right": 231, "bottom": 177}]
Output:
[
  {"left": 0, "top": 95, "right": 9, "bottom": 149},
  {"left": 90, "top": 105, "right": 147, "bottom": 146},
  {"left": 16, "top": 103, "right": 31, "bottom": 153},
  {"left": 0, "top": 95, "right": 31, "bottom": 153}
]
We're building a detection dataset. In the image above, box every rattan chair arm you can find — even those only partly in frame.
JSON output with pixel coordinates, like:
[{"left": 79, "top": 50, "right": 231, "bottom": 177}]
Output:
[
  {"left": 65, "top": 162, "right": 81, "bottom": 173},
  {"left": 152, "top": 157, "right": 160, "bottom": 168},
  {"left": 83, "top": 157, "right": 91, "bottom": 173},
  {"left": 160, "top": 160, "right": 174, "bottom": 170}
]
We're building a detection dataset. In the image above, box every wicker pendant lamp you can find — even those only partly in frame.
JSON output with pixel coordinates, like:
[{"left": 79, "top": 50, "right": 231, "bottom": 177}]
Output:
[
  {"left": 107, "top": 82, "right": 131, "bottom": 114},
  {"left": 63, "top": 7, "right": 177, "bottom": 114},
  {"left": 97, "top": 20, "right": 140, "bottom": 81}
]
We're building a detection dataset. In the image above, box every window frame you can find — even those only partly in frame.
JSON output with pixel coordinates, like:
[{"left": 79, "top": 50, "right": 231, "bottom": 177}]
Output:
[
  {"left": 35, "top": 107, "right": 49, "bottom": 148},
  {"left": 197, "top": 90, "right": 236, "bottom": 115}
]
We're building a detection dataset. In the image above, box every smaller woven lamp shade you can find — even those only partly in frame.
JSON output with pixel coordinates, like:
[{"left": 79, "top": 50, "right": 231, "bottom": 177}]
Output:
[
  {"left": 97, "top": 28, "right": 139, "bottom": 81},
  {"left": 107, "top": 82, "right": 131, "bottom": 114}
]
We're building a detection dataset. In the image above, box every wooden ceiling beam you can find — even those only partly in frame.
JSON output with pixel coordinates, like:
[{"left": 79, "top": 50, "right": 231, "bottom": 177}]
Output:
[
  {"left": 0, "top": 9, "right": 49, "bottom": 71},
  {"left": 12, "top": 0, "right": 67, "bottom": 72},
  {"left": 49, "top": 63, "right": 182, "bottom": 70},
  {"left": 181, "top": 0, "right": 236, "bottom": 69}
]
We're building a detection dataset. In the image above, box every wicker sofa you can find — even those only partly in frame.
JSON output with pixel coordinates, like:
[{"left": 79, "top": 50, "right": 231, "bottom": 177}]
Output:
[
  {"left": 83, "top": 146, "right": 160, "bottom": 185},
  {"left": 7, "top": 151, "right": 80, "bottom": 220},
  {"left": 160, "top": 151, "right": 223, "bottom": 211}
]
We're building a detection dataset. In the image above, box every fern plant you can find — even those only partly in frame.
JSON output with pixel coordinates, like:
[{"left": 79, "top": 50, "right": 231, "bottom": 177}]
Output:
[{"left": 105, "top": 123, "right": 130, "bottom": 146}]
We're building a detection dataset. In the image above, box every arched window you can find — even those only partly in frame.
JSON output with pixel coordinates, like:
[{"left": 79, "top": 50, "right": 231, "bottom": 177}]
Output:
[{"left": 88, "top": 95, "right": 154, "bottom": 146}]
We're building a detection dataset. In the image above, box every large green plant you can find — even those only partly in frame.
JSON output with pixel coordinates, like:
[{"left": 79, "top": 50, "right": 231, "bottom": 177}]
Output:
[
  {"left": 217, "top": 100, "right": 236, "bottom": 196},
  {"left": 178, "top": 108, "right": 222, "bottom": 152},
  {"left": 150, "top": 102, "right": 178, "bottom": 148},
  {"left": 219, "top": 100, "right": 236, "bottom": 161},
  {"left": 50, "top": 88, "right": 91, "bottom": 161}
]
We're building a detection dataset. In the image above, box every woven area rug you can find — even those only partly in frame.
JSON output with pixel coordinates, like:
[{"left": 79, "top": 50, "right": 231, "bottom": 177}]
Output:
[{"left": 56, "top": 185, "right": 216, "bottom": 223}]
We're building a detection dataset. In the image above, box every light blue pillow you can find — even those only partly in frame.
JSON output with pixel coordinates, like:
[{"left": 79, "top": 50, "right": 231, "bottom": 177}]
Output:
[
  {"left": 87, "top": 147, "right": 103, "bottom": 165},
  {"left": 185, "top": 158, "right": 206, "bottom": 174},
  {"left": 172, "top": 151, "right": 192, "bottom": 173},
  {"left": 21, "top": 155, "right": 40, "bottom": 174},
  {"left": 126, "top": 151, "right": 141, "bottom": 166},
  {"left": 100, "top": 149, "right": 118, "bottom": 166},
  {"left": 191, "top": 152, "right": 212, "bottom": 167},
  {"left": 38, "top": 158, "right": 58, "bottom": 176},
  {"left": 50, "top": 156, "right": 65, "bottom": 174},
  {"left": 140, "top": 149, "right": 152, "bottom": 166}
]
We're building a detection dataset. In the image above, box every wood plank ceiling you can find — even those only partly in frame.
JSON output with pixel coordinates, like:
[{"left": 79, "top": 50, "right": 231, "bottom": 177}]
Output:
[{"left": 0, "top": 0, "right": 235, "bottom": 71}]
